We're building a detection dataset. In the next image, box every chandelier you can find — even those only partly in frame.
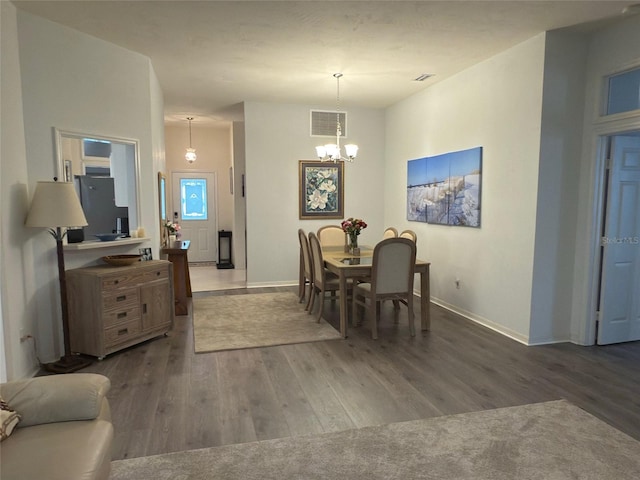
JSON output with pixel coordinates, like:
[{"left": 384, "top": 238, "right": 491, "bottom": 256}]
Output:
[
  {"left": 185, "top": 116, "right": 197, "bottom": 163},
  {"left": 315, "top": 73, "right": 358, "bottom": 162}
]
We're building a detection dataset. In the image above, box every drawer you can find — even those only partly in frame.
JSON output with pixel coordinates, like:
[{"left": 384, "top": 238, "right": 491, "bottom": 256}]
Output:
[
  {"left": 101, "top": 272, "right": 145, "bottom": 290},
  {"left": 103, "top": 305, "right": 140, "bottom": 328},
  {"left": 102, "top": 288, "right": 139, "bottom": 311},
  {"left": 142, "top": 267, "right": 169, "bottom": 283},
  {"left": 105, "top": 319, "right": 142, "bottom": 347}
]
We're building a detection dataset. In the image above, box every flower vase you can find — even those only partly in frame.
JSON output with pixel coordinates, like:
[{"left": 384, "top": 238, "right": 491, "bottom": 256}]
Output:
[
  {"left": 349, "top": 234, "right": 360, "bottom": 256},
  {"left": 169, "top": 234, "right": 177, "bottom": 244}
]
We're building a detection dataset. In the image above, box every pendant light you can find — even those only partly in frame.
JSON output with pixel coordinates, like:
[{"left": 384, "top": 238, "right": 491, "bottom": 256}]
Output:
[
  {"left": 315, "top": 73, "right": 358, "bottom": 162},
  {"left": 185, "top": 117, "right": 197, "bottom": 163}
]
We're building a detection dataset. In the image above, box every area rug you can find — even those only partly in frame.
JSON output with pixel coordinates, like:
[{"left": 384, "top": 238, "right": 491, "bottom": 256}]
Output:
[
  {"left": 110, "top": 400, "right": 640, "bottom": 479},
  {"left": 192, "top": 292, "right": 342, "bottom": 353}
]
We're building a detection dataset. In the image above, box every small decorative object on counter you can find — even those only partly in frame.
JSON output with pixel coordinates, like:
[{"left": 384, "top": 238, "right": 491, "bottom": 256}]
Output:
[
  {"left": 165, "top": 220, "right": 181, "bottom": 235},
  {"left": 165, "top": 220, "right": 180, "bottom": 245},
  {"left": 341, "top": 217, "right": 367, "bottom": 255}
]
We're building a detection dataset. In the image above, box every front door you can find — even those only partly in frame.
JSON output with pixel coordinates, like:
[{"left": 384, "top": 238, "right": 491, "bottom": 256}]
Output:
[
  {"left": 171, "top": 172, "right": 218, "bottom": 263},
  {"left": 597, "top": 134, "right": 640, "bottom": 345}
]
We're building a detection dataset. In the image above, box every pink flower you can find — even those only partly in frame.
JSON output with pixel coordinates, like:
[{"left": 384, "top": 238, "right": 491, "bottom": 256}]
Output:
[{"left": 341, "top": 217, "right": 367, "bottom": 235}]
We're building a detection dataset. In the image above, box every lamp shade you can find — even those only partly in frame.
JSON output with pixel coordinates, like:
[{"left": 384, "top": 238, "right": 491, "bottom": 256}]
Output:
[
  {"left": 344, "top": 144, "right": 359, "bottom": 159},
  {"left": 25, "top": 181, "right": 88, "bottom": 228},
  {"left": 185, "top": 147, "right": 197, "bottom": 163}
]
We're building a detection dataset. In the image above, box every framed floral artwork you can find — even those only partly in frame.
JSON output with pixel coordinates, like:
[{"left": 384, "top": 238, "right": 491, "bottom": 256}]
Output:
[{"left": 299, "top": 161, "right": 344, "bottom": 220}]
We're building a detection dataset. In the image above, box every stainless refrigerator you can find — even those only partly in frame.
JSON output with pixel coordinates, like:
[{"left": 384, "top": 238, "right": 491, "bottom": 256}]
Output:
[{"left": 76, "top": 176, "right": 129, "bottom": 238}]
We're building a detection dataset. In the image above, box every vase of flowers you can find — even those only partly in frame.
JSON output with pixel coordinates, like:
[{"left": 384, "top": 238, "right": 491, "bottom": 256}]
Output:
[
  {"left": 341, "top": 217, "right": 367, "bottom": 255},
  {"left": 165, "top": 220, "right": 181, "bottom": 245}
]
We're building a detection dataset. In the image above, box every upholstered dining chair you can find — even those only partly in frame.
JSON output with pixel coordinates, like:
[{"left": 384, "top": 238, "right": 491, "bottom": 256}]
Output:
[
  {"left": 382, "top": 227, "right": 398, "bottom": 239},
  {"left": 399, "top": 229, "right": 417, "bottom": 243},
  {"left": 351, "top": 237, "right": 417, "bottom": 339},
  {"left": 317, "top": 225, "right": 346, "bottom": 248},
  {"left": 308, "top": 232, "right": 351, "bottom": 322},
  {"left": 298, "top": 228, "right": 314, "bottom": 310}
]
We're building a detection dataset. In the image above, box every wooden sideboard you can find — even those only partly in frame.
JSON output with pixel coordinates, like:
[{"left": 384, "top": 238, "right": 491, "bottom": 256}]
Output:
[{"left": 66, "top": 260, "right": 174, "bottom": 359}]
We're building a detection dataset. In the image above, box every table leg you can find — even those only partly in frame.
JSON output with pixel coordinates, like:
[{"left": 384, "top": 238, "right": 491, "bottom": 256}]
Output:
[
  {"left": 185, "top": 260, "right": 192, "bottom": 298},
  {"left": 420, "top": 265, "right": 431, "bottom": 331},
  {"left": 170, "top": 254, "right": 188, "bottom": 316},
  {"left": 339, "top": 272, "right": 348, "bottom": 338}
]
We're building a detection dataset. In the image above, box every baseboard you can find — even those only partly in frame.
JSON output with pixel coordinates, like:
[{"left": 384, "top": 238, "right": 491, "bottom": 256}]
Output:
[
  {"left": 428, "top": 297, "right": 573, "bottom": 346},
  {"left": 246, "top": 281, "right": 298, "bottom": 289},
  {"left": 429, "top": 296, "right": 531, "bottom": 345},
  {"left": 251, "top": 282, "right": 565, "bottom": 346}
]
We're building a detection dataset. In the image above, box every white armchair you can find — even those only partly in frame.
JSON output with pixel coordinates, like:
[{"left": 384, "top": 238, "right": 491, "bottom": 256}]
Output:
[{"left": 0, "top": 373, "right": 113, "bottom": 480}]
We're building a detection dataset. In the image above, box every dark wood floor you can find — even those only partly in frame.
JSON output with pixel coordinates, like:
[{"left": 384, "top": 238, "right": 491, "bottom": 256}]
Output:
[{"left": 77, "top": 286, "right": 640, "bottom": 460}]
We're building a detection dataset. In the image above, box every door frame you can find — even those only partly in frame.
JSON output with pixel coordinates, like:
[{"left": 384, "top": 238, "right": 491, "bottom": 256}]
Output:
[
  {"left": 170, "top": 169, "right": 219, "bottom": 263},
  {"left": 595, "top": 133, "right": 640, "bottom": 344},
  {"left": 579, "top": 116, "right": 640, "bottom": 345}
]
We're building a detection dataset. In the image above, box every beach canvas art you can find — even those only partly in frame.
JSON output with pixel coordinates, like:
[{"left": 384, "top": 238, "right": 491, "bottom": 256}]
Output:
[{"left": 407, "top": 147, "right": 482, "bottom": 227}]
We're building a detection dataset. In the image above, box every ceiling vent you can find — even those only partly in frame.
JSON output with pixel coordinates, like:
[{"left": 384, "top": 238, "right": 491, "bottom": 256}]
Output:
[
  {"left": 413, "top": 73, "right": 435, "bottom": 82},
  {"left": 310, "top": 110, "right": 347, "bottom": 137}
]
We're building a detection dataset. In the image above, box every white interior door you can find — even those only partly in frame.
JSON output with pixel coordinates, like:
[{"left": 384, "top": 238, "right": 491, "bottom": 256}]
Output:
[
  {"left": 597, "top": 134, "right": 640, "bottom": 345},
  {"left": 171, "top": 172, "right": 218, "bottom": 263}
]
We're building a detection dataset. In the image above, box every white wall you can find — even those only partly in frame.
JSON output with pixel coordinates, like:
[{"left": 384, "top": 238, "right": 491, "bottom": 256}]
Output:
[
  {"left": 384, "top": 35, "right": 548, "bottom": 343},
  {"left": 232, "top": 120, "right": 247, "bottom": 269},
  {"left": 1, "top": 1, "right": 35, "bottom": 380},
  {"left": 1, "top": 9, "right": 166, "bottom": 378},
  {"left": 243, "top": 101, "right": 385, "bottom": 286},
  {"left": 529, "top": 31, "right": 589, "bottom": 344}
]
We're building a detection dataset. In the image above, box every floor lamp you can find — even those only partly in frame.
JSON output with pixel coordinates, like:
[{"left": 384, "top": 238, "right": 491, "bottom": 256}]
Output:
[{"left": 25, "top": 179, "right": 93, "bottom": 373}]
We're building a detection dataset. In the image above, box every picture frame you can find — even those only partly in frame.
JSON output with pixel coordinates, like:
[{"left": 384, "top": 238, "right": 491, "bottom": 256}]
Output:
[
  {"left": 139, "top": 247, "right": 153, "bottom": 261},
  {"left": 158, "top": 172, "right": 168, "bottom": 246},
  {"left": 407, "top": 146, "right": 482, "bottom": 227},
  {"left": 299, "top": 160, "right": 344, "bottom": 220}
]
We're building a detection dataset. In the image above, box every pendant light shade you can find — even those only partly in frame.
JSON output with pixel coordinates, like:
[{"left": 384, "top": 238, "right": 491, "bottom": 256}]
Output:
[{"left": 185, "top": 117, "right": 197, "bottom": 163}]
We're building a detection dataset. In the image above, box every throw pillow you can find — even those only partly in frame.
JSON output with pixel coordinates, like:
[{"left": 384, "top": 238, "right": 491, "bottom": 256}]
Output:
[{"left": 1, "top": 396, "right": 21, "bottom": 441}]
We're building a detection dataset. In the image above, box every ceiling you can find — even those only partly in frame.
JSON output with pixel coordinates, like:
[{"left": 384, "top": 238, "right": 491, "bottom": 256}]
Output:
[{"left": 12, "top": 1, "right": 638, "bottom": 125}]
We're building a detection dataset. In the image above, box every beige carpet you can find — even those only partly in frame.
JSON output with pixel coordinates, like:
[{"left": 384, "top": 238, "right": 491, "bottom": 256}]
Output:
[
  {"left": 192, "top": 292, "right": 342, "bottom": 353},
  {"left": 110, "top": 400, "right": 640, "bottom": 479}
]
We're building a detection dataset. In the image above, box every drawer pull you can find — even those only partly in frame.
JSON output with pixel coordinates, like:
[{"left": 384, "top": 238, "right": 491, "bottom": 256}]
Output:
[
  {"left": 117, "top": 312, "right": 127, "bottom": 319},
  {"left": 117, "top": 328, "right": 128, "bottom": 336},
  {"left": 116, "top": 295, "right": 127, "bottom": 302},
  {"left": 143, "top": 304, "right": 147, "bottom": 314},
  {"left": 156, "top": 272, "right": 161, "bottom": 276},
  {"left": 114, "top": 280, "right": 119, "bottom": 285}
]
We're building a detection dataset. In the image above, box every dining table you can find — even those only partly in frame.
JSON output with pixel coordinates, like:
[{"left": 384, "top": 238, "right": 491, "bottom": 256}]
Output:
[{"left": 322, "top": 245, "right": 431, "bottom": 338}]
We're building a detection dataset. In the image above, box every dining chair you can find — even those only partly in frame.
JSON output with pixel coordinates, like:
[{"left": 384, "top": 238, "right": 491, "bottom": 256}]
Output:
[
  {"left": 351, "top": 237, "right": 417, "bottom": 339},
  {"left": 298, "top": 228, "right": 314, "bottom": 310},
  {"left": 382, "top": 227, "right": 398, "bottom": 239},
  {"left": 308, "top": 232, "right": 351, "bottom": 322},
  {"left": 317, "top": 225, "right": 346, "bottom": 248},
  {"left": 399, "top": 229, "right": 417, "bottom": 243}
]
